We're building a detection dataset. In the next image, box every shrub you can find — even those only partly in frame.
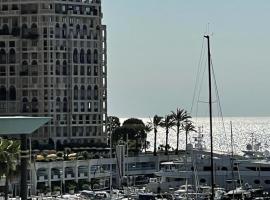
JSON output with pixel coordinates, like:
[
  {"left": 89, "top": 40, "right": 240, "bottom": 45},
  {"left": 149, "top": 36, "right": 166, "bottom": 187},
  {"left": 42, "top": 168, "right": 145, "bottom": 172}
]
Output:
[
  {"left": 53, "top": 186, "right": 61, "bottom": 191},
  {"left": 56, "top": 151, "right": 63, "bottom": 157},
  {"left": 82, "top": 184, "right": 90, "bottom": 190}
]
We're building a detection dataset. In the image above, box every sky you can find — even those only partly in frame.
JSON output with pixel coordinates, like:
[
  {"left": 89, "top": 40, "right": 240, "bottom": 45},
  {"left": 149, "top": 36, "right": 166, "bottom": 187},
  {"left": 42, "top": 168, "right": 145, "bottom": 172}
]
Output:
[{"left": 102, "top": 0, "right": 270, "bottom": 118}]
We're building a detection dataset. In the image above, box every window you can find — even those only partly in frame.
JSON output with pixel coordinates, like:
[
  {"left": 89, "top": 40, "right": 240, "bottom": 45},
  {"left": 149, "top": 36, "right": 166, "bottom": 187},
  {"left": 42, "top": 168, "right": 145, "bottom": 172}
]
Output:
[
  {"left": 73, "top": 49, "right": 78, "bottom": 63},
  {"left": 22, "top": 53, "right": 28, "bottom": 59},
  {"left": 9, "top": 41, "right": 15, "bottom": 47},
  {"left": 11, "top": 4, "right": 18, "bottom": 10},
  {"left": 32, "top": 40, "right": 37, "bottom": 47},
  {"left": 94, "top": 66, "right": 98, "bottom": 76},
  {"left": 56, "top": 127, "right": 61, "bottom": 137},
  {"left": 88, "top": 102, "right": 91, "bottom": 112},
  {"left": 63, "top": 61, "right": 67, "bottom": 75},
  {"left": 2, "top": 5, "right": 8, "bottom": 11},
  {"left": 32, "top": 53, "right": 38, "bottom": 60},
  {"left": 63, "top": 127, "right": 67, "bottom": 137},
  {"left": 74, "top": 65, "right": 78, "bottom": 75},
  {"left": 72, "top": 127, "right": 77, "bottom": 137},
  {"left": 10, "top": 66, "right": 15, "bottom": 76},
  {"left": 63, "top": 97, "right": 67, "bottom": 112},
  {"left": 80, "top": 49, "right": 85, "bottom": 63},
  {"left": 0, "top": 66, "right": 5, "bottom": 76},
  {"left": 56, "top": 60, "right": 60, "bottom": 75},
  {"left": 74, "top": 103, "right": 78, "bottom": 112},
  {"left": 56, "top": 97, "right": 61, "bottom": 112},
  {"left": 93, "top": 49, "right": 98, "bottom": 64},
  {"left": 81, "top": 102, "right": 85, "bottom": 112},
  {"left": 94, "top": 85, "right": 98, "bottom": 100},
  {"left": 86, "top": 127, "right": 90, "bottom": 136},
  {"left": 0, "top": 42, "right": 5, "bottom": 48},
  {"left": 22, "top": 90, "right": 28, "bottom": 96},
  {"left": 87, "top": 50, "right": 91, "bottom": 63},
  {"left": 0, "top": 49, "right": 6, "bottom": 64},
  {"left": 86, "top": 116, "right": 90, "bottom": 124},
  {"left": 79, "top": 115, "right": 83, "bottom": 124},
  {"left": 80, "top": 65, "right": 85, "bottom": 75},
  {"left": 87, "top": 66, "right": 91, "bottom": 76},
  {"left": 0, "top": 86, "right": 7, "bottom": 101},
  {"left": 80, "top": 86, "right": 85, "bottom": 100},
  {"left": 74, "top": 86, "right": 78, "bottom": 100},
  {"left": 79, "top": 127, "right": 83, "bottom": 136}
]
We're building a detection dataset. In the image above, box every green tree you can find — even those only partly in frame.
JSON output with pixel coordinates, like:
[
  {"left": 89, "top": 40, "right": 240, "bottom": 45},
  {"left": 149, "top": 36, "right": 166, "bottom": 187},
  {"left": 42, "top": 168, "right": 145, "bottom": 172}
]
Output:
[
  {"left": 123, "top": 118, "right": 146, "bottom": 152},
  {"left": 147, "top": 115, "right": 163, "bottom": 156},
  {"left": 112, "top": 126, "right": 135, "bottom": 146},
  {"left": 90, "top": 178, "right": 100, "bottom": 190},
  {"left": 161, "top": 115, "right": 175, "bottom": 155},
  {"left": 112, "top": 118, "right": 147, "bottom": 153},
  {"left": 0, "top": 138, "right": 20, "bottom": 200},
  {"left": 171, "top": 109, "right": 191, "bottom": 154}
]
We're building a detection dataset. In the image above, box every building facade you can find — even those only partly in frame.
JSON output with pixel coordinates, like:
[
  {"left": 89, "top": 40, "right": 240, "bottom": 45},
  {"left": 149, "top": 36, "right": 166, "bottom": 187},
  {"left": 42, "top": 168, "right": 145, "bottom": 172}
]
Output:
[{"left": 0, "top": 0, "right": 107, "bottom": 146}]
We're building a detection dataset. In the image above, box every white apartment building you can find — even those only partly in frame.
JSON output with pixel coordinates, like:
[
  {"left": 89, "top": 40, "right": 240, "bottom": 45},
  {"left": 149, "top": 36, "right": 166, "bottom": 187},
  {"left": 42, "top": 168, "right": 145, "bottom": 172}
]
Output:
[{"left": 0, "top": 0, "right": 107, "bottom": 146}]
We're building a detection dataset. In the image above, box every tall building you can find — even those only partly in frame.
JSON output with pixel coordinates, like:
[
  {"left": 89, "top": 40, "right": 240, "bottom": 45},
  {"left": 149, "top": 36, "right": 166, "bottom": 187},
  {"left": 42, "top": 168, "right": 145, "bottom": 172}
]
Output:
[{"left": 0, "top": 0, "right": 107, "bottom": 146}]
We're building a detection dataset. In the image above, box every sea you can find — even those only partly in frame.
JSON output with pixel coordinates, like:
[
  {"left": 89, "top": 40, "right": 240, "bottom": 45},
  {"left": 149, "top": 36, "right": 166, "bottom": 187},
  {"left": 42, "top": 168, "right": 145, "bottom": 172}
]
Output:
[{"left": 120, "top": 117, "right": 270, "bottom": 155}]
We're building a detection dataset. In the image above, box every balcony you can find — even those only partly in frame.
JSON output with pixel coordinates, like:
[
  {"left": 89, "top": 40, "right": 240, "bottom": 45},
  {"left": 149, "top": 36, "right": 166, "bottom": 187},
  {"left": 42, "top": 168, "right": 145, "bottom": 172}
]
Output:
[
  {"left": 22, "top": 29, "right": 39, "bottom": 40},
  {"left": 21, "top": 4, "right": 38, "bottom": 15},
  {"left": 20, "top": 70, "right": 29, "bottom": 76}
]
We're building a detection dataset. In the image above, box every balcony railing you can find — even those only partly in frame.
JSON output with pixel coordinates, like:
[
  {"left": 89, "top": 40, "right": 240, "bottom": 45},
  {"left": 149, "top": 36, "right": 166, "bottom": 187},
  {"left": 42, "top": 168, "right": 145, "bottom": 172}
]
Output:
[{"left": 22, "top": 29, "right": 39, "bottom": 39}]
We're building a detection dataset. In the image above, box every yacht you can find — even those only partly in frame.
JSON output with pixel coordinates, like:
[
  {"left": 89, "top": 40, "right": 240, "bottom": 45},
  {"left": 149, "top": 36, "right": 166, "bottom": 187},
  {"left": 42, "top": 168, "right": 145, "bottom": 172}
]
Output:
[{"left": 147, "top": 131, "right": 270, "bottom": 193}]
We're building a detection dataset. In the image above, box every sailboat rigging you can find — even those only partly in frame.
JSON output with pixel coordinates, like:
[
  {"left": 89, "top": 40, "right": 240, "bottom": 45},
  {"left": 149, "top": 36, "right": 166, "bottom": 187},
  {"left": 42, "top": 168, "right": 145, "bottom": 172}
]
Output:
[{"left": 204, "top": 34, "right": 215, "bottom": 200}]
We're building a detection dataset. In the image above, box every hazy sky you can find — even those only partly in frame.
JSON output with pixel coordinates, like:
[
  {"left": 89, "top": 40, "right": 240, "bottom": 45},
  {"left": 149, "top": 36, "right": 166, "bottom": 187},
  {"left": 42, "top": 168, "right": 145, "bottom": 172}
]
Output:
[{"left": 102, "top": 1, "right": 270, "bottom": 118}]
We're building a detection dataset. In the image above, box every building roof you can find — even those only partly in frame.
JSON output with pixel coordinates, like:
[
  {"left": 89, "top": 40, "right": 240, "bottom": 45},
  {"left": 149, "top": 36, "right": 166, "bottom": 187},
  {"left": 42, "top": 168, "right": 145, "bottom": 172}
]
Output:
[{"left": 0, "top": 116, "right": 51, "bottom": 135}]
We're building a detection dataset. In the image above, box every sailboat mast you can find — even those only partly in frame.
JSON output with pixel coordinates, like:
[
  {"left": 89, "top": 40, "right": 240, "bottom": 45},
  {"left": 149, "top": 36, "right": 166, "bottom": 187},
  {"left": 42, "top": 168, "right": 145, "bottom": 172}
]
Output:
[{"left": 204, "top": 35, "right": 214, "bottom": 200}]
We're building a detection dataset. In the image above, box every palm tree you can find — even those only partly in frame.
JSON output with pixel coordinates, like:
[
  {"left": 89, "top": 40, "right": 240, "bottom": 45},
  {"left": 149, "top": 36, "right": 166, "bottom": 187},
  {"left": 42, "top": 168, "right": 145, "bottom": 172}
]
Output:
[
  {"left": 0, "top": 138, "right": 20, "bottom": 200},
  {"left": 161, "top": 115, "right": 175, "bottom": 155},
  {"left": 107, "top": 116, "right": 121, "bottom": 147},
  {"left": 182, "top": 120, "right": 196, "bottom": 187},
  {"left": 147, "top": 115, "right": 163, "bottom": 156},
  {"left": 107, "top": 116, "right": 121, "bottom": 132},
  {"left": 171, "top": 109, "right": 191, "bottom": 154},
  {"left": 144, "top": 124, "right": 152, "bottom": 152},
  {"left": 183, "top": 120, "right": 196, "bottom": 154}
]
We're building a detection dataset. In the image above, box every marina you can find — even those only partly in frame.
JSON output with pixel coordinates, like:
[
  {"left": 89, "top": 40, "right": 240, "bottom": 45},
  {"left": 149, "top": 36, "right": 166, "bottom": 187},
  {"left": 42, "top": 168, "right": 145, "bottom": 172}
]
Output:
[
  {"left": 0, "top": 0, "right": 270, "bottom": 199},
  {"left": 3, "top": 129, "right": 270, "bottom": 199}
]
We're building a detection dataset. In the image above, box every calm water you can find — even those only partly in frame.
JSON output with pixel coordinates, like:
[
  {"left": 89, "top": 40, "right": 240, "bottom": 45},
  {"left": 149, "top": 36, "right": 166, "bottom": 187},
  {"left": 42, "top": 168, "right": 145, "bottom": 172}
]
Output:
[{"left": 120, "top": 117, "right": 270, "bottom": 155}]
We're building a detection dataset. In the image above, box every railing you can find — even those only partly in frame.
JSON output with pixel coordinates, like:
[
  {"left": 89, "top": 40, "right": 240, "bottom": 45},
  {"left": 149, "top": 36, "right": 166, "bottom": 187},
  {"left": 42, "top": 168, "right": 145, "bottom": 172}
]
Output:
[
  {"left": 22, "top": 29, "right": 39, "bottom": 39},
  {"left": 37, "top": 175, "right": 48, "bottom": 181},
  {"left": 51, "top": 174, "right": 60, "bottom": 179},
  {"left": 78, "top": 172, "right": 88, "bottom": 178}
]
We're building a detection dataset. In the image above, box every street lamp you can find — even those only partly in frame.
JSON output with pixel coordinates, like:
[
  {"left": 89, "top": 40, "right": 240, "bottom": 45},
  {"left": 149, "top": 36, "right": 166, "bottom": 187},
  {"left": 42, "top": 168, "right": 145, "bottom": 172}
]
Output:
[{"left": 59, "top": 169, "right": 63, "bottom": 197}]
